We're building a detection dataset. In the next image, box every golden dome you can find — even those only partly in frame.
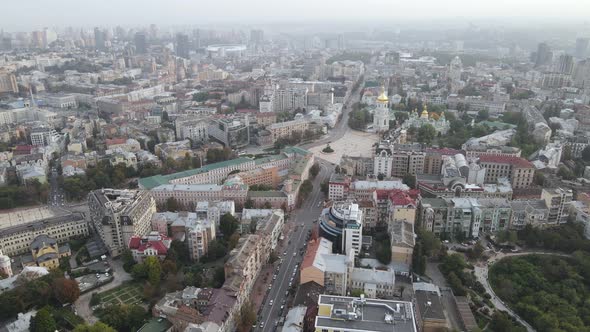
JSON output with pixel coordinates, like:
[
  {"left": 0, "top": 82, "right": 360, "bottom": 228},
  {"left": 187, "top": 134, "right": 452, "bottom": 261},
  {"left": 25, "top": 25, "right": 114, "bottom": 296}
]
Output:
[
  {"left": 377, "top": 86, "right": 388, "bottom": 102},
  {"left": 421, "top": 105, "right": 428, "bottom": 115}
]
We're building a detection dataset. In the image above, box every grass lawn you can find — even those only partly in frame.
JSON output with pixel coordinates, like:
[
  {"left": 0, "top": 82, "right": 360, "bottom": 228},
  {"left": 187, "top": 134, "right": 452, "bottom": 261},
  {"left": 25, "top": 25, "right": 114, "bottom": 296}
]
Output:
[{"left": 98, "top": 283, "right": 143, "bottom": 306}]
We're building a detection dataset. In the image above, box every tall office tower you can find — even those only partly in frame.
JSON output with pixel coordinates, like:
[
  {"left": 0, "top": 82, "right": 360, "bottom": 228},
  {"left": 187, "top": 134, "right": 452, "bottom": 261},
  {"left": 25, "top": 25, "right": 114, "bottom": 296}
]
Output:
[
  {"left": 176, "top": 33, "right": 190, "bottom": 59},
  {"left": 558, "top": 54, "right": 574, "bottom": 74},
  {"left": 1, "top": 37, "right": 11, "bottom": 51},
  {"left": 149, "top": 24, "right": 158, "bottom": 39},
  {"left": 250, "top": 29, "right": 264, "bottom": 44},
  {"left": 134, "top": 32, "right": 148, "bottom": 54},
  {"left": 94, "top": 27, "right": 106, "bottom": 51},
  {"left": 576, "top": 38, "right": 589, "bottom": 58},
  {"left": 31, "top": 31, "right": 44, "bottom": 48},
  {"left": 337, "top": 34, "right": 345, "bottom": 50},
  {"left": 534, "top": 42, "right": 553, "bottom": 67},
  {"left": 192, "top": 29, "right": 201, "bottom": 49}
]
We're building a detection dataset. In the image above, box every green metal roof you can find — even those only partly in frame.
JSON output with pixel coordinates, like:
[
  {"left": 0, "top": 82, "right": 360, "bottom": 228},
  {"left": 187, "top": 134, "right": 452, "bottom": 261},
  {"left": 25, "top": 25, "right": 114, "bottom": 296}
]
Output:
[
  {"left": 138, "top": 147, "right": 311, "bottom": 190},
  {"left": 139, "top": 157, "right": 254, "bottom": 189}
]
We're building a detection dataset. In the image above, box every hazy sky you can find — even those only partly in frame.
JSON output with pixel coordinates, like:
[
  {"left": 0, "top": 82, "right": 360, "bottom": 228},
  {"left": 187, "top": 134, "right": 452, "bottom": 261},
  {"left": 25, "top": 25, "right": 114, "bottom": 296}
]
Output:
[{"left": 3, "top": 0, "right": 590, "bottom": 30}]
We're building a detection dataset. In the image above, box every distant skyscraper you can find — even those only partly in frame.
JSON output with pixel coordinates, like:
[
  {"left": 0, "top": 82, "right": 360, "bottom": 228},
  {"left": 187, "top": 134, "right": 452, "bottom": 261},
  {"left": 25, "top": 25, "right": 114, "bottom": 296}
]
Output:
[
  {"left": 134, "top": 32, "right": 148, "bottom": 54},
  {"left": 176, "top": 33, "right": 190, "bottom": 59},
  {"left": 576, "top": 38, "right": 589, "bottom": 58},
  {"left": 94, "top": 27, "right": 106, "bottom": 51},
  {"left": 192, "top": 29, "right": 201, "bottom": 49},
  {"left": 250, "top": 29, "right": 264, "bottom": 45},
  {"left": 558, "top": 54, "right": 574, "bottom": 74},
  {"left": 534, "top": 42, "right": 552, "bottom": 67}
]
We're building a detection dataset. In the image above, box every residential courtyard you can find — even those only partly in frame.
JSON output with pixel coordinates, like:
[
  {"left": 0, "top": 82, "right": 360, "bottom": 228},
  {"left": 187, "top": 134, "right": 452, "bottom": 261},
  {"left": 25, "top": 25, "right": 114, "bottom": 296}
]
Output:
[{"left": 308, "top": 130, "right": 379, "bottom": 164}]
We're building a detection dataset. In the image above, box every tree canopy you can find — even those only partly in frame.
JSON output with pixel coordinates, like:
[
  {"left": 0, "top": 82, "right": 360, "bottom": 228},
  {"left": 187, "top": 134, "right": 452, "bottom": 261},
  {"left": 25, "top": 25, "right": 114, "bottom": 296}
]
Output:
[{"left": 490, "top": 254, "right": 590, "bottom": 332}]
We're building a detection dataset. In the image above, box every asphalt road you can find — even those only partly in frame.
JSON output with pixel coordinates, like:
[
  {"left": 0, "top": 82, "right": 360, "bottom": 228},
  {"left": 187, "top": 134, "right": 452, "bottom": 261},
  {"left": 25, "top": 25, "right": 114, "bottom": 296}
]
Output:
[
  {"left": 255, "top": 159, "right": 334, "bottom": 331},
  {"left": 49, "top": 166, "right": 65, "bottom": 207},
  {"left": 301, "top": 79, "right": 364, "bottom": 150}
]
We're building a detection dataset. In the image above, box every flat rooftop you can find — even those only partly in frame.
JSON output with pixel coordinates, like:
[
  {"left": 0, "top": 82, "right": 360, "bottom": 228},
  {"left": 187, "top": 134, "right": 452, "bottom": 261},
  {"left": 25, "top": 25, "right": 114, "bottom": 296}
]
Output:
[
  {"left": 0, "top": 206, "right": 68, "bottom": 231},
  {"left": 316, "top": 295, "right": 416, "bottom": 332}
]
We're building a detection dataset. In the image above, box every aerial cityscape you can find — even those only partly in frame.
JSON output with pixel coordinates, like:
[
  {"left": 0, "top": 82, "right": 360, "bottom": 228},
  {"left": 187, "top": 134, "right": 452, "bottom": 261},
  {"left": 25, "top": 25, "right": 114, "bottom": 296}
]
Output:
[{"left": 0, "top": 1, "right": 590, "bottom": 332}]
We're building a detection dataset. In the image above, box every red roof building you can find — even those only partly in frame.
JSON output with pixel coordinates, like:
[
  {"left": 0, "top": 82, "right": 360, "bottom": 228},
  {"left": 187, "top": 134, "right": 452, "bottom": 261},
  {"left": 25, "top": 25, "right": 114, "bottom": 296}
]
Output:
[
  {"left": 13, "top": 145, "right": 33, "bottom": 155},
  {"left": 128, "top": 232, "right": 171, "bottom": 263},
  {"left": 478, "top": 155, "right": 535, "bottom": 189}
]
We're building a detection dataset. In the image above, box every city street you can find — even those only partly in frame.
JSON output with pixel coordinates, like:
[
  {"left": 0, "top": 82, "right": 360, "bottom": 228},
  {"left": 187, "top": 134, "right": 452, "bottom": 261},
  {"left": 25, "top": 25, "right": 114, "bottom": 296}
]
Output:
[
  {"left": 254, "top": 159, "right": 333, "bottom": 331},
  {"left": 49, "top": 166, "right": 65, "bottom": 207}
]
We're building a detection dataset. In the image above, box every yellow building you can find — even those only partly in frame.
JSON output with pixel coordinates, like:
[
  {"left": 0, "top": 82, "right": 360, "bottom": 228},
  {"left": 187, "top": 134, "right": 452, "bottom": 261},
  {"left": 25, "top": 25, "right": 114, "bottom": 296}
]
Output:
[{"left": 22, "top": 234, "right": 71, "bottom": 270}]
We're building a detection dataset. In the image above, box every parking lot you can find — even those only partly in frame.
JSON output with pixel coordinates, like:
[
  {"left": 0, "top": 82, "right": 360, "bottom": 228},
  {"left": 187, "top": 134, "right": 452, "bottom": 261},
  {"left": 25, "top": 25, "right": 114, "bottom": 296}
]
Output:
[{"left": 76, "top": 273, "right": 113, "bottom": 293}]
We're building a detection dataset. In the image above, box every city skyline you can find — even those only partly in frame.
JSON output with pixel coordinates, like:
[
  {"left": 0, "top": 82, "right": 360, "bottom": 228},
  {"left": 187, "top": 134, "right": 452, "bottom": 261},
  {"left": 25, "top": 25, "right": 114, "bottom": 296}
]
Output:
[{"left": 2, "top": 0, "right": 590, "bottom": 30}]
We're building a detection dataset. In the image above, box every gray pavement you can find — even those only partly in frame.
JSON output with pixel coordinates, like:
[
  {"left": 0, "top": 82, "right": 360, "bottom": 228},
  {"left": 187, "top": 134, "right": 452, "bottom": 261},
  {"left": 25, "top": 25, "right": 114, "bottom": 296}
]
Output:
[{"left": 74, "top": 258, "right": 132, "bottom": 323}]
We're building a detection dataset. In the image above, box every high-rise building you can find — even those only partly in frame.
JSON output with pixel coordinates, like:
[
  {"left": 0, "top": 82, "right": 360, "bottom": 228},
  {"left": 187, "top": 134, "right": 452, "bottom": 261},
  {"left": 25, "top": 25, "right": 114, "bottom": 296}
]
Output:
[
  {"left": 134, "top": 32, "right": 148, "bottom": 54},
  {"left": 94, "top": 27, "right": 106, "bottom": 51},
  {"left": 575, "top": 38, "right": 589, "bottom": 58},
  {"left": 175, "top": 33, "right": 190, "bottom": 59},
  {"left": 533, "top": 42, "right": 553, "bottom": 67},
  {"left": 558, "top": 54, "right": 574, "bottom": 74},
  {"left": 88, "top": 189, "right": 157, "bottom": 256},
  {"left": 0, "top": 71, "right": 18, "bottom": 94},
  {"left": 250, "top": 29, "right": 264, "bottom": 45}
]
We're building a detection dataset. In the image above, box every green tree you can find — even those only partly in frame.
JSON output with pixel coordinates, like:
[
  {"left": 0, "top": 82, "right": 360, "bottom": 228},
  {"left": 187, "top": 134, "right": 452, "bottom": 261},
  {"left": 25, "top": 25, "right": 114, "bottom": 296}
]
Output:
[
  {"left": 30, "top": 307, "right": 57, "bottom": 332},
  {"left": 402, "top": 173, "right": 416, "bottom": 189},
  {"left": 375, "top": 234, "right": 392, "bottom": 265},
  {"left": 165, "top": 197, "right": 180, "bottom": 211},
  {"left": 73, "top": 322, "right": 117, "bottom": 332},
  {"left": 144, "top": 256, "right": 162, "bottom": 286},
  {"left": 582, "top": 146, "right": 590, "bottom": 162},
  {"left": 557, "top": 166, "right": 575, "bottom": 180},
  {"left": 419, "top": 231, "right": 441, "bottom": 257},
  {"left": 236, "top": 302, "right": 257, "bottom": 332},
  {"left": 220, "top": 213, "right": 239, "bottom": 237},
  {"left": 417, "top": 124, "right": 436, "bottom": 144},
  {"left": 162, "top": 111, "right": 169, "bottom": 122},
  {"left": 310, "top": 163, "right": 320, "bottom": 178},
  {"left": 476, "top": 109, "right": 489, "bottom": 121},
  {"left": 244, "top": 198, "right": 254, "bottom": 209}
]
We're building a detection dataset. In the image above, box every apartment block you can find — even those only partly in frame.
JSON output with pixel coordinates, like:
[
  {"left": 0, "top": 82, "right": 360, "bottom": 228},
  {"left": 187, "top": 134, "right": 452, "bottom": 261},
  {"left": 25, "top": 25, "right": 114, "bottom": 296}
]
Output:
[
  {"left": 541, "top": 188, "right": 573, "bottom": 225},
  {"left": 88, "top": 189, "right": 157, "bottom": 256}
]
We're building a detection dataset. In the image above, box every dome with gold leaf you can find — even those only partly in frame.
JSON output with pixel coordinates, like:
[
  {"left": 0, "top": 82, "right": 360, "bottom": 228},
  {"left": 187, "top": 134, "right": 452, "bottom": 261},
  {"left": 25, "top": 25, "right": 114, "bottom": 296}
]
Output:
[{"left": 377, "top": 87, "right": 388, "bottom": 103}]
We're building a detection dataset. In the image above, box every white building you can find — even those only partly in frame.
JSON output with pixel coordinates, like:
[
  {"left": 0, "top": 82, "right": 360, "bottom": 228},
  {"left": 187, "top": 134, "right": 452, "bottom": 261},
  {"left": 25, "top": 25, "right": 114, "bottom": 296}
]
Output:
[{"left": 373, "top": 88, "right": 390, "bottom": 132}]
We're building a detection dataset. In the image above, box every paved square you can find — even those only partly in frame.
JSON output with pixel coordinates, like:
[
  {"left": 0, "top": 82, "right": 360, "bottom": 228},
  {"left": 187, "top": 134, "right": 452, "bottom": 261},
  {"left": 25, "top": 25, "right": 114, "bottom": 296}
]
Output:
[{"left": 309, "top": 130, "right": 379, "bottom": 164}]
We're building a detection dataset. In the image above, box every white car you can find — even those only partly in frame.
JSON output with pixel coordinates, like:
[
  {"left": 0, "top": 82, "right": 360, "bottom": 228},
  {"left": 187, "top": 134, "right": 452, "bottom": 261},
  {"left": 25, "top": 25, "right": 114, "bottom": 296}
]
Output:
[{"left": 269, "top": 300, "right": 273, "bottom": 306}]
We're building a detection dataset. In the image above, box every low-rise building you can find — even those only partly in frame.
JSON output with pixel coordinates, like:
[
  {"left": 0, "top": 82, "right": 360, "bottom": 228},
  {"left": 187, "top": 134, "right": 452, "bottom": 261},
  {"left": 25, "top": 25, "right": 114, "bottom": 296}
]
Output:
[
  {"left": 509, "top": 200, "right": 549, "bottom": 229},
  {"left": 314, "top": 294, "right": 416, "bottom": 332},
  {"left": 0, "top": 208, "right": 88, "bottom": 256},
  {"left": 478, "top": 155, "right": 535, "bottom": 189},
  {"left": 128, "top": 232, "right": 171, "bottom": 263},
  {"left": 21, "top": 234, "right": 71, "bottom": 270}
]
